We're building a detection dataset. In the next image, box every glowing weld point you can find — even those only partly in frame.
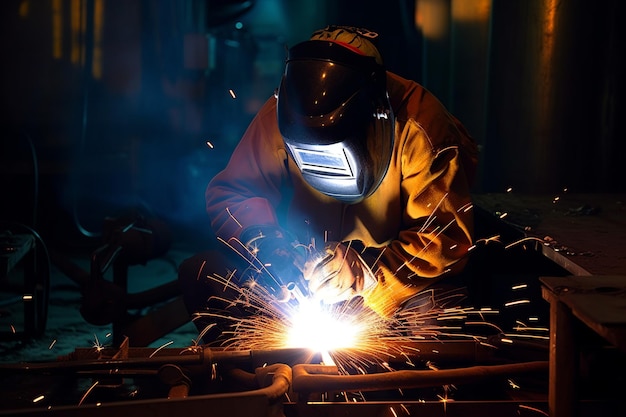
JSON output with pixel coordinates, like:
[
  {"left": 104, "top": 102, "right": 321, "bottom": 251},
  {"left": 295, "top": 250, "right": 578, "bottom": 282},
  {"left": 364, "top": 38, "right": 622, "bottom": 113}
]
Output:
[
  {"left": 321, "top": 350, "right": 335, "bottom": 366},
  {"left": 285, "top": 300, "right": 364, "bottom": 352}
]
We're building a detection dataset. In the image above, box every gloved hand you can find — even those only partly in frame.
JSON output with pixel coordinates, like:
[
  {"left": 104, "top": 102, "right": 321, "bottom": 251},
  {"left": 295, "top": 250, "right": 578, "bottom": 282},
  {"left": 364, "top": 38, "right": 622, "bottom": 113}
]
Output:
[
  {"left": 240, "top": 225, "right": 306, "bottom": 302},
  {"left": 304, "top": 241, "right": 377, "bottom": 305}
]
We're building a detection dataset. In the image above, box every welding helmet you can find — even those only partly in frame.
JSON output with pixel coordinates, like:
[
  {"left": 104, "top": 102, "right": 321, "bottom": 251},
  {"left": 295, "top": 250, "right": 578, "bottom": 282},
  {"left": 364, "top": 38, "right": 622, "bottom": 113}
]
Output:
[{"left": 276, "top": 26, "right": 394, "bottom": 204}]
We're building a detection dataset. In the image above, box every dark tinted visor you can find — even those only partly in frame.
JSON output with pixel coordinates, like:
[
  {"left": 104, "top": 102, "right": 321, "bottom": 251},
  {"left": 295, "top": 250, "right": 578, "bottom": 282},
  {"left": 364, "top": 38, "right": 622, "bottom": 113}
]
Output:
[{"left": 277, "top": 41, "right": 383, "bottom": 145}]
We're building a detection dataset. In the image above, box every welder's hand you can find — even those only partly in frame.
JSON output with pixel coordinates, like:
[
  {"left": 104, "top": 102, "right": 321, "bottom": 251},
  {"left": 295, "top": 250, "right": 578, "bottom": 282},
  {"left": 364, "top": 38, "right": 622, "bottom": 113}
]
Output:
[
  {"left": 240, "top": 225, "right": 306, "bottom": 302},
  {"left": 304, "top": 241, "right": 377, "bottom": 305}
]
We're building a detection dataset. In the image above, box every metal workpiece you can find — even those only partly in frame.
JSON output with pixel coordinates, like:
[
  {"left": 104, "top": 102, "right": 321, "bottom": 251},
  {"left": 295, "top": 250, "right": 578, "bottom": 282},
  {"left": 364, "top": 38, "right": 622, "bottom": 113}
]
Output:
[{"left": 0, "top": 335, "right": 556, "bottom": 417}]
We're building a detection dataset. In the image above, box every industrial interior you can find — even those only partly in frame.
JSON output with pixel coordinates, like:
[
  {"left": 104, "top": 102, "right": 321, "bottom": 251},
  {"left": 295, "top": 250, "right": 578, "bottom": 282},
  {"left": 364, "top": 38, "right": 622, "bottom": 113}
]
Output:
[{"left": 1, "top": 1, "right": 625, "bottom": 416}]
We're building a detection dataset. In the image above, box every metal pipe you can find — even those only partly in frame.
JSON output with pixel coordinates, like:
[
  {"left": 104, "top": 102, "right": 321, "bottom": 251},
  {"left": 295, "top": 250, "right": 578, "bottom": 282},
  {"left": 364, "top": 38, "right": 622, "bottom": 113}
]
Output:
[
  {"left": 0, "top": 364, "right": 293, "bottom": 417},
  {"left": 292, "top": 360, "right": 548, "bottom": 393},
  {"left": 0, "top": 347, "right": 314, "bottom": 375}
]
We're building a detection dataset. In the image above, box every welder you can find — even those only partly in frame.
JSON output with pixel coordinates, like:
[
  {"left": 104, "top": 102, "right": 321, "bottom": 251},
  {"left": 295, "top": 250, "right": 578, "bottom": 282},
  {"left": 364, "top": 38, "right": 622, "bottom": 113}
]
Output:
[{"left": 178, "top": 25, "right": 478, "bottom": 342}]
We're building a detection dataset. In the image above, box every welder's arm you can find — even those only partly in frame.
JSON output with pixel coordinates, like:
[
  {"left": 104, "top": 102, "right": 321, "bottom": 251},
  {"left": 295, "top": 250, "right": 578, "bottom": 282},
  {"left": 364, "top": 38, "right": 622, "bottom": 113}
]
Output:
[
  {"left": 240, "top": 225, "right": 307, "bottom": 302},
  {"left": 204, "top": 98, "right": 306, "bottom": 301},
  {"left": 358, "top": 138, "right": 475, "bottom": 318},
  {"left": 205, "top": 98, "right": 289, "bottom": 244}
]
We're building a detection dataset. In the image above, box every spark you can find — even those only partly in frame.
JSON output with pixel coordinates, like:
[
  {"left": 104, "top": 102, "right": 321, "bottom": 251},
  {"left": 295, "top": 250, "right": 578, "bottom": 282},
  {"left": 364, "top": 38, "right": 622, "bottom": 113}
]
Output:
[
  {"left": 196, "top": 260, "right": 207, "bottom": 281},
  {"left": 512, "top": 326, "right": 549, "bottom": 332},
  {"left": 48, "top": 339, "right": 57, "bottom": 349},
  {"left": 508, "top": 379, "right": 520, "bottom": 389},
  {"left": 519, "top": 404, "right": 549, "bottom": 415},
  {"left": 195, "top": 268, "right": 497, "bottom": 376},
  {"left": 459, "top": 202, "right": 473, "bottom": 213},
  {"left": 225, "top": 207, "right": 243, "bottom": 229},
  {"left": 475, "top": 234, "right": 501, "bottom": 245},
  {"left": 229, "top": 89, "right": 236, "bottom": 98},
  {"left": 206, "top": 141, "right": 214, "bottom": 148},
  {"left": 78, "top": 381, "right": 99, "bottom": 406},
  {"left": 503, "top": 333, "right": 549, "bottom": 341},
  {"left": 504, "top": 299, "right": 530, "bottom": 307},
  {"left": 149, "top": 340, "right": 174, "bottom": 357},
  {"left": 92, "top": 333, "right": 105, "bottom": 352},
  {"left": 504, "top": 236, "right": 546, "bottom": 250},
  {"left": 33, "top": 395, "right": 44, "bottom": 403}
]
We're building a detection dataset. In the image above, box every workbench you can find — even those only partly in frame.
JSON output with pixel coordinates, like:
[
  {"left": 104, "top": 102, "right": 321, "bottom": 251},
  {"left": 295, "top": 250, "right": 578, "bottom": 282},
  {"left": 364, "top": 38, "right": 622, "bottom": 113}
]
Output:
[
  {"left": 472, "top": 192, "right": 626, "bottom": 276},
  {"left": 473, "top": 193, "right": 626, "bottom": 417}
]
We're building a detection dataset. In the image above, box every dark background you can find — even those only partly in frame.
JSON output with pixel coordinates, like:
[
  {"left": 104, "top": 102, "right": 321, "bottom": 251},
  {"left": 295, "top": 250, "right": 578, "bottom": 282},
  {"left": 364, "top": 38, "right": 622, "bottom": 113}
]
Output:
[{"left": 1, "top": 0, "right": 625, "bottom": 250}]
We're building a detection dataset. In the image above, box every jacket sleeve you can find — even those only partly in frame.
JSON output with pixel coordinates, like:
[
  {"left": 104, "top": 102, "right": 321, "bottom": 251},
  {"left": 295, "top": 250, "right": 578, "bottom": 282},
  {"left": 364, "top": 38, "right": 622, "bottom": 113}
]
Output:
[
  {"left": 205, "top": 97, "right": 289, "bottom": 245},
  {"left": 360, "top": 117, "right": 478, "bottom": 318}
]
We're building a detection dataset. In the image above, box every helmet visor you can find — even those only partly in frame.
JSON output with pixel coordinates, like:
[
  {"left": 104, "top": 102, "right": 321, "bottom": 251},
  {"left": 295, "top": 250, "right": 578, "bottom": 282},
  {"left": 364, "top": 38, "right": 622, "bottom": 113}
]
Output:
[{"left": 277, "top": 40, "right": 394, "bottom": 203}]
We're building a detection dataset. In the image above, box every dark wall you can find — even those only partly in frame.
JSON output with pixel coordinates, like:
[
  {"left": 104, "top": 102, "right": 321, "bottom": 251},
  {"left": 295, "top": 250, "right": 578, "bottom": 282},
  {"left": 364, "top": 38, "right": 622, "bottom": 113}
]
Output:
[{"left": 484, "top": 0, "right": 625, "bottom": 193}]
